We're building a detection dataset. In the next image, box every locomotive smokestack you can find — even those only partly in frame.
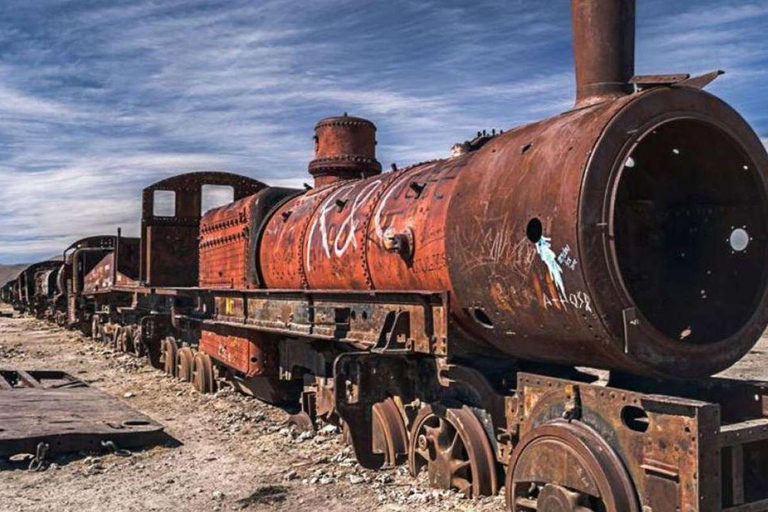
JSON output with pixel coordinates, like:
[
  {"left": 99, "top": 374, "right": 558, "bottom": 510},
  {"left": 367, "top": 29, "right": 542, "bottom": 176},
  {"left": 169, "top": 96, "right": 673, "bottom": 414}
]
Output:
[
  {"left": 572, "top": 0, "right": 635, "bottom": 108},
  {"left": 308, "top": 114, "right": 382, "bottom": 187}
]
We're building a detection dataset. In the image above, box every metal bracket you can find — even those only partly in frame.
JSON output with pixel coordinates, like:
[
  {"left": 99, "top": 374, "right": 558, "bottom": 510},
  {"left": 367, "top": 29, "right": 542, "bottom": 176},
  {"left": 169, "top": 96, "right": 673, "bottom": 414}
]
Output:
[{"left": 563, "top": 384, "right": 582, "bottom": 421}]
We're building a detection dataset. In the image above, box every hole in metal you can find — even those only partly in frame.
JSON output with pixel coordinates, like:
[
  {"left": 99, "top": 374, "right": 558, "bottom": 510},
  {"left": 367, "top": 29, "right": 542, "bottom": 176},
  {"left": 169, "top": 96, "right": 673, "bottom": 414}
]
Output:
[
  {"left": 471, "top": 308, "right": 494, "bottom": 329},
  {"left": 526, "top": 218, "right": 543, "bottom": 244},
  {"left": 621, "top": 406, "right": 650, "bottom": 433}
]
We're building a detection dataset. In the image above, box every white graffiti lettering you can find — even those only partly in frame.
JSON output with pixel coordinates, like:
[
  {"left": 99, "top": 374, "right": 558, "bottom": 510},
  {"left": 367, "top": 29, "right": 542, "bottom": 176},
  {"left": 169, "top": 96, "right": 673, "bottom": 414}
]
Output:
[{"left": 305, "top": 180, "right": 383, "bottom": 271}]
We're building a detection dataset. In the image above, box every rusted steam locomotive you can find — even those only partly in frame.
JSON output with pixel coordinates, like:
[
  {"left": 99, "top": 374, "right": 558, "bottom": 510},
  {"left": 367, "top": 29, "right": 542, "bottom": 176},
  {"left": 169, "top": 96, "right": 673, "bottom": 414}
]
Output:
[{"left": 5, "top": 1, "right": 768, "bottom": 510}]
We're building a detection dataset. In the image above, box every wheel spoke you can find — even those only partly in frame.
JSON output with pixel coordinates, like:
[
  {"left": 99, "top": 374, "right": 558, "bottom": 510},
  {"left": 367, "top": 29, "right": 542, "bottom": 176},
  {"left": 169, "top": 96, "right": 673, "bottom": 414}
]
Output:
[
  {"left": 414, "top": 446, "right": 431, "bottom": 462},
  {"left": 448, "top": 430, "right": 461, "bottom": 457},
  {"left": 450, "top": 458, "right": 471, "bottom": 474},
  {"left": 424, "top": 425, "right": 440, "bottom": 444},
  {"left": 451, "top": 476, "right": 472, "bottom": 496}
]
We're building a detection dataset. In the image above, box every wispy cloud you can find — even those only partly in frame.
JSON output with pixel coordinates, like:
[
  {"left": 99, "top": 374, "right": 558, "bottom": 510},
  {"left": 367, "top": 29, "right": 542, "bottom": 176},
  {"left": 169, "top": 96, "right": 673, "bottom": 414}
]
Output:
[{"left": 0, "top": 0, "right": 767, "bottom": 262}]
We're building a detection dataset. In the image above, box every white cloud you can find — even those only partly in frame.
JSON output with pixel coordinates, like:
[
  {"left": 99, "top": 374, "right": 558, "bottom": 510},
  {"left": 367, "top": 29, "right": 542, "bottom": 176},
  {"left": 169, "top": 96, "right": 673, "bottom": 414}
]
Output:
[{"left": 1, "top": 0, "right": 766, "bottom": 262}]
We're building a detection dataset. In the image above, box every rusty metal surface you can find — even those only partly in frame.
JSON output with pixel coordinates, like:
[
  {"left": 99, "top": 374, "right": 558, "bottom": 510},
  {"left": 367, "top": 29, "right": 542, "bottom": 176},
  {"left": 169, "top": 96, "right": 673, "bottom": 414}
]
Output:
[
  {"left": 308, "top": 114, "right": 381, "bottom": 187},
  {"left": 199, "top": 195, "right": 256, "bottom": 289},
  {"left": 199, "top": 187, "right": 298, "bottom": 289},
  {"left": 140, "top": 171, "right": 267, "bottom": 287},
  {"left": 507, "top": 420, "right": 639, "bottom": 511},
  {"left": 82, "top": 252, "right": 139, "bottom": 294},
  {"left": 572, "top": 0, "right": 635, "bottom": 107},
  {"left": 209, "top": 289, "right": 447, "bottom": 354},
  {"left": 199, "top": 326, "right": 277, "bottom": 378},
  {"left": 408, "top": 403, "right": 498, "bottom": 497},
  {"left": 0, "top": 369, "right": 166, "bottom": 458},
  {"left": 255, "top": 83, "right": 768, "bottom": 377},
  {"left": 371, "top": 397, "right": 408, "bottom": 466},
  {"left": 508, "top": 372, "right": 768, "bottom": 511}
]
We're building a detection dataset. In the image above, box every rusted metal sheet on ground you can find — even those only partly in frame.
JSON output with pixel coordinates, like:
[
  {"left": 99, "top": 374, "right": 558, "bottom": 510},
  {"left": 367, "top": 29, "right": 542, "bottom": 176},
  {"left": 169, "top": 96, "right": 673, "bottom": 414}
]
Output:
[{"left": 0, "top": 369, "right": 166, "bottom": 458}]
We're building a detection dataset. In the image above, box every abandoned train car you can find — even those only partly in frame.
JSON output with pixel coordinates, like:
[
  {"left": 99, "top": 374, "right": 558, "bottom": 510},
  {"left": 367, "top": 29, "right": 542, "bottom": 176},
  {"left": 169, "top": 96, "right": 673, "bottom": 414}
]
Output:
[{"left": 4, "top": 1, "right": 768, "bottom": 511}]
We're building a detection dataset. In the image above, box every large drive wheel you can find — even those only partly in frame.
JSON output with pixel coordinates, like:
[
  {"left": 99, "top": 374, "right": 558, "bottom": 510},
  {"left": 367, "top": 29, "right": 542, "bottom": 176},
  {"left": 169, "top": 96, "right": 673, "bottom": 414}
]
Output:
[
  {"left": 408, "top": 404, "right": 498, "bottom": 497},
  {"left": 372, "top": 398, "right": 409, "bottom": 466},
  {"left": 192, "top": 352, "right": 216, "bottom": 394},
  {"left": 162, "top": 337, "right": 178, "bottom": 377},
  {"left": 506, "top": 421, "right": 639, "bottom": 512},
  {"left": 177, "top": 347, "right": 195, "bottom": 383}
]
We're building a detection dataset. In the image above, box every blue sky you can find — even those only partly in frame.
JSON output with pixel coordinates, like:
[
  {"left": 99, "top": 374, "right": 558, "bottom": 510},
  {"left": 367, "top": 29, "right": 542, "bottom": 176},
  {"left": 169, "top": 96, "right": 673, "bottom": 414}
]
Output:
[{"left": 1, "top": 0, "right": 767, "bottom": 263}]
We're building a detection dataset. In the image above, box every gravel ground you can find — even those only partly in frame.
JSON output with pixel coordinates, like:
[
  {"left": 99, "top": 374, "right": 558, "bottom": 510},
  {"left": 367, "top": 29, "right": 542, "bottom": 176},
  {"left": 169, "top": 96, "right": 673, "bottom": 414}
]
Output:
[{"left": 0, "top": 303, "right": 765, "bottom": 512}]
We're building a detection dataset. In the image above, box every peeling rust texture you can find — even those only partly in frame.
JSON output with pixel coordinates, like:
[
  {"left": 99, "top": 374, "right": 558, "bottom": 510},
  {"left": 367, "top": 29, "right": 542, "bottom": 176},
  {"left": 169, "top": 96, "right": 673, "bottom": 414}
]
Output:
[
  {"left": 512, "top": 373, "right": 768, "bottom": 511},
  {"left": 199, "top": 187, "right": 298, "bottom": 290},
  {"left": 572, "top": 0, "right": 635, "bottom": 107}
]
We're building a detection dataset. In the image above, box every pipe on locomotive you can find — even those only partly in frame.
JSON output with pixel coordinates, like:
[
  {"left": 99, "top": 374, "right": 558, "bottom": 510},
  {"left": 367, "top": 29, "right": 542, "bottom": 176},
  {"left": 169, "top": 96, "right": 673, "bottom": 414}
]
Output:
[{"left": 572, "top": 0, "right": 635, "bottom": 107}]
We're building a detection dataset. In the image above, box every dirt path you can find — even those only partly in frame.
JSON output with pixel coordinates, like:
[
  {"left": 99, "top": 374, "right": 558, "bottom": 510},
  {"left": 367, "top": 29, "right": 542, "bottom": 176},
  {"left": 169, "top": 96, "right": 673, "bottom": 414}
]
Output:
[{"left": 0, "top": 304, "right": 766, "bottom": 512}]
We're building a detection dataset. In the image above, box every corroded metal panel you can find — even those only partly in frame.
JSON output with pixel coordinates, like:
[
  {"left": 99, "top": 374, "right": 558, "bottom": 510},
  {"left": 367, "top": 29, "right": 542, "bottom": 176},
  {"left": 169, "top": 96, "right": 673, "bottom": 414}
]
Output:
[
  {"left": 0, "top": 369, "right": 165, "bottom": 458},
  {"left": 199, "top": 326, "right": 276, "bottom": 378}
]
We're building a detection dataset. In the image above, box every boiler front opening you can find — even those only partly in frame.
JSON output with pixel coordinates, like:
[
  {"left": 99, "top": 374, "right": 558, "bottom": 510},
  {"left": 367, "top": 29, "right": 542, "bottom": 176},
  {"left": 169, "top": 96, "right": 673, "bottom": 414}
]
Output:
[{"left": 613, "top": 119, "right": 767, "bottom": 344}]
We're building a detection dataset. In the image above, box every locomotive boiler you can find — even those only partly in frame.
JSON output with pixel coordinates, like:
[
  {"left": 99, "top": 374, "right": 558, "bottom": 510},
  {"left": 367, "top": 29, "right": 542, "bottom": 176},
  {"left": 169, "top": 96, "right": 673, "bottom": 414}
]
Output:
[
  {"left": 5, "top": 1, "right": 768, "bottom": 510},
  {"left": 259, "top": 4, "right": 768, "bottom": 379}
]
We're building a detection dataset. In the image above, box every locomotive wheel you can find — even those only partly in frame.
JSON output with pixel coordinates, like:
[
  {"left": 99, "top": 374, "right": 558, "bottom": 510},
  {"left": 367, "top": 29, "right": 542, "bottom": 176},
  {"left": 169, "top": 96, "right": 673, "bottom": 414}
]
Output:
[
  {"left": 120, "top": 326, "right": 135, "bottom": 353},
  {"left": 132, "top": 327, "right": 146, "bottom": 357},
  {"left": 372, "top": 398, "right": 409, "bottom": 466},
  {"left": 288, "top": 411, "right": 316, "bottom": 434},
  {"left": 341, "top": 421, "right": 352, "bottom": 445},
  {"left": 91, "top": 317, "right": 101, "bottom": 341},
  {"left": 408, "top": 404, "right": 498, "bottom": 497},
  {"left": 101, "top": 323, "right": 112, "bottom": 344},
  {"left": 147, "top": 335, "right": 163, "bottom": 369},
  {"left": 192, "top": 352, "right": 216, "bottom": 394},
  {"left": 177, "top": 347, "right": 195, "bottom": 383},
  {"left": 505, "top": 421, "right": 638, "bottom": 512},
  {"left": 162, "top": 337, "right": 179, "bottom": 377},
  {"left": 111, "top": 326, "right": 124, "bottom": 351}
]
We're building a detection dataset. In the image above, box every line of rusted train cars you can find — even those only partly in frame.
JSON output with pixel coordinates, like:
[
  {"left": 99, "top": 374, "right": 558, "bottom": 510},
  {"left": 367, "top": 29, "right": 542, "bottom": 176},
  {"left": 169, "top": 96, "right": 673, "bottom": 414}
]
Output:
[{"left": 4, "top": 1, "right": 768, "bottom": 510}]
